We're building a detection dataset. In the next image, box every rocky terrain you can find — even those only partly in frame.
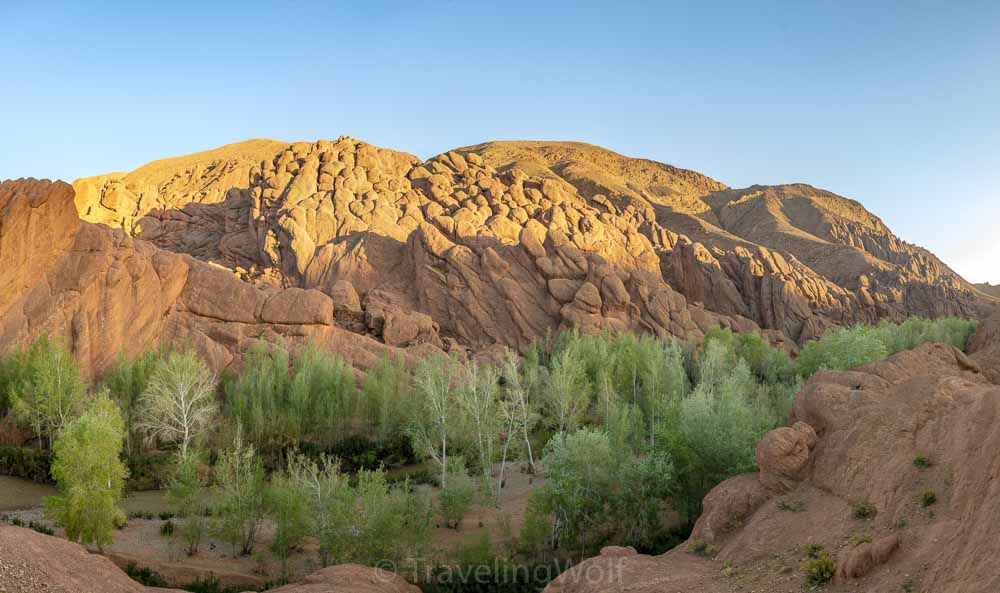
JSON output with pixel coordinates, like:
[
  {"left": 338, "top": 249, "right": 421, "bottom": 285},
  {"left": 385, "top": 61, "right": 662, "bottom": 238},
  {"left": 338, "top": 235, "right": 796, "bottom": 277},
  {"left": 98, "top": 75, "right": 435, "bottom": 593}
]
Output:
[
  {"left": 0, "top": 138, "right": 989, "bottom": 377},
  {"left": 0, "top": 525, "right": 413, "bottom": 593},
  {"left": 546, "top": 310, "right": 1000, "bottom": 593},
  {"left": 975, "top": 282, "right": 1000, "bottom": 299}
]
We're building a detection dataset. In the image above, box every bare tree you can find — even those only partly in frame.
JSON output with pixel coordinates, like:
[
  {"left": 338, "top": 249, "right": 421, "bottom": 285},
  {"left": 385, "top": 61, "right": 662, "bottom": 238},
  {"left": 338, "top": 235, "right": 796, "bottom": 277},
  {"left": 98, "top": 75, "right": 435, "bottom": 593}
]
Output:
[{"left": 139, "top": 351, "right": 218, "bottom": 457}]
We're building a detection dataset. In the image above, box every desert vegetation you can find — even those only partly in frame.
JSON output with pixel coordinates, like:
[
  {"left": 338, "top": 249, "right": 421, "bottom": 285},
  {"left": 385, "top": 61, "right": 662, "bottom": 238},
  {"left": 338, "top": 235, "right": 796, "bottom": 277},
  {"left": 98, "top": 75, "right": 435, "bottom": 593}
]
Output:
[{"left": 0, "top": 316, "right": 978, "bottom": 590}]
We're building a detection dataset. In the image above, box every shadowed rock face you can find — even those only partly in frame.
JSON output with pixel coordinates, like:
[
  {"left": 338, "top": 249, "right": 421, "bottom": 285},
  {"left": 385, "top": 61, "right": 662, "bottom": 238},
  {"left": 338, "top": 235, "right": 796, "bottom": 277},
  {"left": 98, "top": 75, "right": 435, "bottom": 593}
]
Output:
[
  {"left": 1, "top": 138, "right": 988, "bottom": 377},
  {"left": 545, "top": 321, "right": 1000, "bottom": 593}
]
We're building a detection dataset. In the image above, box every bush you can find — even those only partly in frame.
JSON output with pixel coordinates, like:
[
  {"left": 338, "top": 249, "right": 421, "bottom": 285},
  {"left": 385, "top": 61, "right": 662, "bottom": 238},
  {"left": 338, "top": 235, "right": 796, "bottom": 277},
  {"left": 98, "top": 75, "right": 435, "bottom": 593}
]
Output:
[
  {"left": 167, "top": 452, "right": 208, "bottom": 555},
  {"left": 213, "top": 431, "right": 267, "bottom": 556},
  {"left": 688, "top": 539, "right": 719, "bottom": 557},
  {"left": 802, "top": 545, "right": 835, "bottom": 586},
  {"left": 913, "top": 455, "right": 932, "bottom": 469},
  {"left": 160, "top": 520, "right": 175, "bottom": 536},
  {"left": 0, "top": 446, "right": 52, "bottom": 482},
  {"left": 439, "top": 460, "right": 476, "bottom": 530},
  {"left": 852, "top": 500, "right": 877, "bottom": 520},
  {"left": 921, "top": 490, "right": 937, "bottom": 508}
]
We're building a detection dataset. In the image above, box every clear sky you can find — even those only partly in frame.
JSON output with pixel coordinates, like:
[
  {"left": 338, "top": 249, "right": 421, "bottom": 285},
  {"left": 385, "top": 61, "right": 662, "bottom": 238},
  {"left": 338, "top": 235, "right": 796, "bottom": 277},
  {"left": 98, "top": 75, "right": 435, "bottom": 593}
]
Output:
[{"left": 1, "top": 1, "right": 997, "bottom": 282}]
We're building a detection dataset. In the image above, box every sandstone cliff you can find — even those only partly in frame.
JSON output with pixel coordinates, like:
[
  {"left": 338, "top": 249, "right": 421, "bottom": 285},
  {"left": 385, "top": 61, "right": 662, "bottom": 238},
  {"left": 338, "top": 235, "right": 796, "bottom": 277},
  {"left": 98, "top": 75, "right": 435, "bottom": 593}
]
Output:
[{"left": 1, "top": 138, "right": 989, "bottom": 376}]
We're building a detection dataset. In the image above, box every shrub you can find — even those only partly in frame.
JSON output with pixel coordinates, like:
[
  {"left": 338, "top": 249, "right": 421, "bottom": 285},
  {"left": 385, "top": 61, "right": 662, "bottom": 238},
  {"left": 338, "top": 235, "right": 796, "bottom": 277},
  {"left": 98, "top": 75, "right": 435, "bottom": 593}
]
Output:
[
  {"left": 852, "top": 500, "right": 877, "bottom": 520},
  {"left": 688, "top": 539, "right": 719, "bottom": 558},
  {"left": 45, "top": 393, "right": 128, "bottom": 550},
  {"left": 213, "top": 431, "right": 266, "bottom": 556},
  {"left": 265, "top": 465, "right": 311, "bottom": 578},
  {"left": 167, "top": 452, "right": 208, "bottom": 555},
  {"left": 921, "top": 490, "right": 937, "bottom": 508},
  {"left": 913, "top": 455, "right": 932, "bottom": 469},
  {"left": 439, "top": 460, "right": 476, "bottom": 530},
  {"left": 802, "top": 545, "right": 835, "bottom": 586},
  {"left": 160, "top": 520, "right": 175, "bottom": 536},
  {"left": 0, "top": 446, "right": 53, "bottom": 482},
  {"left": 124, "top": 563, "right": 169, "bottom": 587}
]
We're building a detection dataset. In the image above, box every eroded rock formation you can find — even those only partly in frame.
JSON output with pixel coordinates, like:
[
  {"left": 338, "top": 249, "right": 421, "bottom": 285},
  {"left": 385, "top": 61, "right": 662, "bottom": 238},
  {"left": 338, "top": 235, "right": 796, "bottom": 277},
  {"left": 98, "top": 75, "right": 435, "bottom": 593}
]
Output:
[{"left": 1, "top": 138, "right": 989, "bottom": 377}]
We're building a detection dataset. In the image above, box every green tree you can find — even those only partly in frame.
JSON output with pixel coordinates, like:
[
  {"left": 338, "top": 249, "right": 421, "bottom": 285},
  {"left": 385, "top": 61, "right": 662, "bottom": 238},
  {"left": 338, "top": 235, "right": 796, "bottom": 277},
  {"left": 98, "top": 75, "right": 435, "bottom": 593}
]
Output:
[
  {"left": 10, "top": 335, "right": 87, "bottom": 448},
  {"left": 457, "top": 361, "right": 500, "bottom": 496},
  {"left": 283, "top": 453, "right": 352, "bottom": 566},
  {"left": 104, "top": 349, "right": 162, "bottom": 461},
  {"left": 543, "top": 348, "right": 590, "bottom": 434},
  {"left": 139, "top": 351, "right": 218, "bottom": 458},
  {"left": 408, "top": 354, "right": 464, "bottom": 488},
  {"left": 44, "top": 393, "right": 128, "bottom": 550},
  {"left": 360, "top": 354, "right": 412, "bottom": 442},
  {"left": 214, "top": 430, "right": 267, "bottom": 555},
  {"left": 266, "top": 465, "right": 311, "bottom": 580},
  {"left": 167, "top": 452, "right": 208, "bottom": 555}
]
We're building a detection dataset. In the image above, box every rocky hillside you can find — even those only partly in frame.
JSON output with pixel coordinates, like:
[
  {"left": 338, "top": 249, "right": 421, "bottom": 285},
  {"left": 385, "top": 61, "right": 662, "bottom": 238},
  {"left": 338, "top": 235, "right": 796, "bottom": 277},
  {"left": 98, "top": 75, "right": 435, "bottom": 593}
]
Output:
[
  {"left": 975, "top": 283, "right": 1000, "bottom": 299},
  {"left": 1, "top": 138, "right": 989, "bottom": 376},
  {"left": 546, "top": 311, "right": 1000, "bottom": 593}
]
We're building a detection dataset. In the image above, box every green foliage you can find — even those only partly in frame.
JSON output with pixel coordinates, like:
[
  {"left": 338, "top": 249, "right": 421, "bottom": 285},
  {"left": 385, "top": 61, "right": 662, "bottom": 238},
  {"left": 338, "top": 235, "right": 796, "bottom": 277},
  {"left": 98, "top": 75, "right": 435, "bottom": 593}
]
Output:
[
  {"left": 104, "top": 349, "right": 163, "bottom": 461},
  {"left": 45, "top": 393, "right": 128, "bottom": 549},
  {"left": 920, "top": 490, "right": 937, "bottom": 508},
  {"left": 873, "top": 317, "right": 978, "bottom": 355},
  {"left": 140, "top": 351, "right": 218, "bottom": 458},
  {"left": 213, "top": 430, "right": 267, "bottom": 556},
  {"left": 439, "top": 459, "right": 476, "bottom": 529},
  {"left": 530, "top": 429, "right": 674, "bottom": 552},
  {"left": 160, "top": 520, "right": 175, "bottom": 536},
  {"left": 282, "top": 453, "right": 432, "bottom": 568},
  {"left": 852, "top": 500, "right": 877, "bottom": 520},
  {"left": 360, "top": 354, "right": 413, "bottom": 442},
  {"left": 167, "top": 452, "right": 208, "bottom": 555},
  {"left": 408, "top": 353, "right": 465, "bottom": 489},
  {"left": 9, "top": 335, "right": 87, "bottom": 448},
  {"left": 0, "top": 446, "right": 52, "bottom": 482},
  {"left": 224, "top": 343, "right": 356, "bottom": 459},
  {"left": 913, "top": 455, "right": 932, "bottom": 469},
  {"left": 802, "top": 545, "right": 835, "bottom": 587},
  {"left": 457, "top": 362, "right": 501, "bottom": 493},
  {"left": 688, "top": 539, "right": 719, "bottom": 558},
  {"left": 797, "top": 325, "right": 889, "bottom": 377},
  {"left": 796, "top": 317, "right": 977, "bottom": 378},
  {"left": 265, "top": 465, "right": 311, "bottom": 577}
]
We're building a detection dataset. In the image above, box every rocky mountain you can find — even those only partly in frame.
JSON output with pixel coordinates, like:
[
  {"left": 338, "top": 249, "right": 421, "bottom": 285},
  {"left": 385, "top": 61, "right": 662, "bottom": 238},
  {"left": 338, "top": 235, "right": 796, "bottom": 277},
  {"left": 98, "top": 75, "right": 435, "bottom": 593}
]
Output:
[
  {"left": 1, "top": 138, "right": 989, "bottom": 376},
  {"left": 975, "top": 283, "right": 1000, "bottom": 299},
  {"left": 546, "top": 311, "right": 1000, "bottom": 593}
]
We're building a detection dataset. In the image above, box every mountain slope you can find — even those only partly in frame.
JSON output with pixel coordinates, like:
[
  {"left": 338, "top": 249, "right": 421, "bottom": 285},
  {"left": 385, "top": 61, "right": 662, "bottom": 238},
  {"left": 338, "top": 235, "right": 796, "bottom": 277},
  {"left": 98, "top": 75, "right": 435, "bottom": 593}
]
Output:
[{"left": 0, "top": 138, "right": 986, "bottom": 376}]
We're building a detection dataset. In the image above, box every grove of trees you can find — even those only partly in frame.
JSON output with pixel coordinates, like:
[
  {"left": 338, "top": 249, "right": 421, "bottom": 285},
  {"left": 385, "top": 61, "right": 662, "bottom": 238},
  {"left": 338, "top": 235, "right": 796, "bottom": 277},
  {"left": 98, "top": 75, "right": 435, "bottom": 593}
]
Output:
[{"left": 0, "top": 315, "right": 978, "bottom": 581}]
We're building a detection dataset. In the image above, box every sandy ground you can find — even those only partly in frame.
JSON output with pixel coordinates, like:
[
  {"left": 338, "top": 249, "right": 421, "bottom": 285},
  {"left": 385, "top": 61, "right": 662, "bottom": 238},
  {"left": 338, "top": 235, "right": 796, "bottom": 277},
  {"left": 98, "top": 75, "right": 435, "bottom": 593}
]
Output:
[{"left": 0, "top": 463, "right": 545, "bottom": 589}]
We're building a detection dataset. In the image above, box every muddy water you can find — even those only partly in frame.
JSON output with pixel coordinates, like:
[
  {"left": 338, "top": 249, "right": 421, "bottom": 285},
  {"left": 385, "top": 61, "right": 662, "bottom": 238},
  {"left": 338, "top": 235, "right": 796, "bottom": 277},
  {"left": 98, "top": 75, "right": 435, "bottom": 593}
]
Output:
[
  {"left": 0, "top": 476, "right": 57, "bottom": 511},
  {"left": 0, "top": 476, "right": 172, "bottom": 515}
]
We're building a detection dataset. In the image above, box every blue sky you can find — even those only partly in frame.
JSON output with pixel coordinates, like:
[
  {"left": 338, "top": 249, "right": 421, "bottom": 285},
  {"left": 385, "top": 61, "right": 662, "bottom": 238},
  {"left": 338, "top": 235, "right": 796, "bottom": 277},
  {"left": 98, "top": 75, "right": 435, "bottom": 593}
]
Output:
[{"left": 1, "top": 1, "right": 997, "bottom": 282}]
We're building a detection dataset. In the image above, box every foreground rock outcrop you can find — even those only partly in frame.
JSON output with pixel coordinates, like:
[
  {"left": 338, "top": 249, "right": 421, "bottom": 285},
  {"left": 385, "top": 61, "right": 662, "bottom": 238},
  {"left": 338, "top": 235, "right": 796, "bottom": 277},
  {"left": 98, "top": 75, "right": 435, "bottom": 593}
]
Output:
[
  {"left": 0, "top": 525, "right": 415, "bottom": 593},
  {"left": 0, "top": 525, "right": 182, "bottom": 593},
  {"left": 547, "top": 321, "right": 1000, "bottom": 593}
]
